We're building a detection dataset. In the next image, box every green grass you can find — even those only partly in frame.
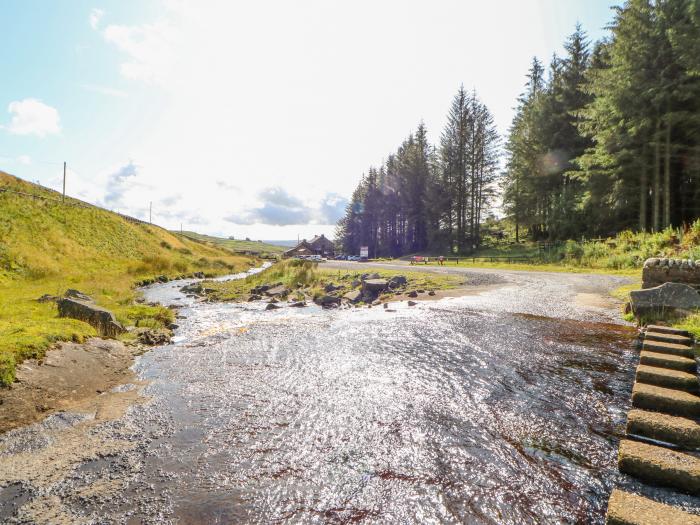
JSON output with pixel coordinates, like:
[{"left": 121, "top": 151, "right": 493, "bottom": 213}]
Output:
[
  {"left": 674, "top": 313, "right": 700, "bottom": 341},
  {"left": 0, "top": 171, "right": 257, "bottom": 385},
  {"left": 410, "top": 221, "right": 700, "bottom": 273},
  {"left": 204, "top": 259, "right": 320, "bottom": 301},
  {"left": 203, "top": 260, "right": 461, "bottom": 303},
  {"left": 174, "top": 231, "right": 286, "bottom": 256},
  {"left": 415, "top": 259, "right": 642, "bottom": 276}
]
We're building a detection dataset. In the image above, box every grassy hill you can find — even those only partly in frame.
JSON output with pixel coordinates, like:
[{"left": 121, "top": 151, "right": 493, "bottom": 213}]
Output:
[
  {"left": 0, "top": 171, "right": 257, "bottom": 385},
  {"left": 175, "top": 231, "right": 286, "bottom": 256}
]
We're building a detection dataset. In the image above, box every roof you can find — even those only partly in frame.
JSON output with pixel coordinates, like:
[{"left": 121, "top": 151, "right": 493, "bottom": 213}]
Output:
[{"left": 283, "top": 240, "right": 313, "bottom": 254}]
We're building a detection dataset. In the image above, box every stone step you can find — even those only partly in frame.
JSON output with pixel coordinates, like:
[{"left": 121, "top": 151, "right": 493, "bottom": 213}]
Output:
[
  {"left": 647, "top": 325, "right": 691, "bottom": 337},
  {"left": 618, "top": 439, "right": 700, "bottom": 495},
  {"left": 606, "top": 488, "right": 700, "bottom": 525},
  {"left": 642, "top": 340, "right": 695, "bottom": 359},
  {"left": 632, "top": 382, "right": 700, "bottom": 418},
  {"left": 626, "top": 409, "right": 700, "bottom": 449},
  {"left": 640, "top": 350, "right": 697, "bottom": 374},
  {"left": 645, "top": 331, "right": 693, "bottom": 346},
  {"left": 635, "top": 364, "right": 698, "bottom": 392}
]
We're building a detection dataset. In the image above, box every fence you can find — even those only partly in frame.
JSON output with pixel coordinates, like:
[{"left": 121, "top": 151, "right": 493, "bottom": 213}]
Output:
[{"left": 0, "top": 185, "right": 151, "bottom": 227}]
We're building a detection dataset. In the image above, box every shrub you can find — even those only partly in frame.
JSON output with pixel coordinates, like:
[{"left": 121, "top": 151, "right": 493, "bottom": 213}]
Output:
[{"left": 0, "top": 352, "right": 15, "bottom": 387}]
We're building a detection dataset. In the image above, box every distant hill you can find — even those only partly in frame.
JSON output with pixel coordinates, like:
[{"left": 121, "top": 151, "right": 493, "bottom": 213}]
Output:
[
  {"left": 175, "top": 231, "right": 287, "bottom": 254},
  {"left": 262, "top": 240, "right": 297, "bottom": 248}
]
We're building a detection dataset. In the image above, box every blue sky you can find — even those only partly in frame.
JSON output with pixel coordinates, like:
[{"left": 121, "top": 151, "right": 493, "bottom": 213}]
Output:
[{"left": 1, "top": 0, "right": 614, "bottom": 239}]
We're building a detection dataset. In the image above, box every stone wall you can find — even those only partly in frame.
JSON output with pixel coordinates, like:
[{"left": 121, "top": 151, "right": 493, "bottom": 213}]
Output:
[{"left": 642, "top": 258, "right": 700, "bottom": 289}]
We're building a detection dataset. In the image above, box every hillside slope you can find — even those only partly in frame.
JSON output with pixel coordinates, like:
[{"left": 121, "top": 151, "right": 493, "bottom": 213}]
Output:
[
  {"left": 0, "top": 171, "right": 256, "bottom": 385},
  {"left": 175, "top": 230, "right": 286, "bottom": 255}
]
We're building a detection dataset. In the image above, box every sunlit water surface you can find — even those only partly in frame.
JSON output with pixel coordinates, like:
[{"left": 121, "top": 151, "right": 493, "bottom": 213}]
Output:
[{"left": 1, "top": 268, "right": 647, "bottom": 524}]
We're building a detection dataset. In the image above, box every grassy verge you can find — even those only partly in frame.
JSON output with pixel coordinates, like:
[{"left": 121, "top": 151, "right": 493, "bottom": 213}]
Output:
[
  {"left": 406, "top": 259, "right": 642, "bottom": 276},
  {"left": 0, "top": 170, "right": 257, "bottom": 385},
  {"left": 402, "top": 221, "right": 699, "bottom": 274},
  {"left": 203, "top": 260, "right": 461, "bottom": 303}
]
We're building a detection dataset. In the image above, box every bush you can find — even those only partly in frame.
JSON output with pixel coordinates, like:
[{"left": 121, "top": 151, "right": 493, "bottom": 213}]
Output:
[
  {"left": 0, "top": 352, "right": 15, "bottom": 387},
  {"left": 173, "top": 261, "right": 189, "bottom": 273},
  {"left": 160, "top": 241, "right": 172, "bottom": 250}
]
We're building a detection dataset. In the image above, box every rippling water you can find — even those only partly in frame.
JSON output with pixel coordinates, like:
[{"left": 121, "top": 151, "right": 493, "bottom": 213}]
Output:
[{"left": 0, "top": 269, "right": 639, "bottom": 524}]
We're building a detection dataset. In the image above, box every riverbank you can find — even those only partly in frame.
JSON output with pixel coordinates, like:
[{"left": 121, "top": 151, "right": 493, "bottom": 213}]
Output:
[
  {"left": 200, "top": 259, "right": 471, "bottom": 306},
  {"left": 0, "top": 338, "right": 145, "bottom": 434},
  {"left": 0, "top": 171, "right": 260, "bottom": 386}
]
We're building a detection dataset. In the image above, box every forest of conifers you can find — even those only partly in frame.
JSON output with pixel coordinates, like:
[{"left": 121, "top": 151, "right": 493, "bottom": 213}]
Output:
[{"left": 335, "top": 0, "right": 700, "bottom": 257}]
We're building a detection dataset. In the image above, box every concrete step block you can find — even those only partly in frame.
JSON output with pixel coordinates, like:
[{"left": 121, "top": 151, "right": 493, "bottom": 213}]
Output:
[
  {"left": 636, "top": 364, "right": 698, "bottom": 392},
  {"left": 647, "top": 325, "right": 691, "bottom": 337},
  {"left": 645, "top": 331, "right": 693, "bottom": 346},
  {"left": 642, "top": 340, "right": 695, "bottom": 359},
  {"left": 618, "top": 439, "right": 700, "bottom": 495},
  {"left": 626, "top": 409, "right": 700, "bottom": 449},
  {"left": 640, "top": 350, "right": 696, "bottom": 374},
  {"left": 606, "top": 488, "right": 700, "bottom": 525},
  {"left": 632, "top": 382, "right": 700, "bottom": 418}
]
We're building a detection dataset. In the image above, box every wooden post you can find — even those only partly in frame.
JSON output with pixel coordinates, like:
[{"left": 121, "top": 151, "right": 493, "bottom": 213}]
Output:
[
  {"left": 149, "top": 201, "right": 152, "bottom": 224},
  {"left": 62, "top": 162, "right": 66, "bottom": 202}
]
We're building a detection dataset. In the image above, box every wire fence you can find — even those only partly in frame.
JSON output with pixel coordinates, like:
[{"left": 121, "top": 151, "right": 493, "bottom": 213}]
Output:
[{"left": 0, "top": 185, "right": 151, "bottom": 227}]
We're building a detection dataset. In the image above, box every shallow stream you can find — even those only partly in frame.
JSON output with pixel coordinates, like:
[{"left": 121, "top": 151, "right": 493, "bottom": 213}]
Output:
[{"left": 1, "top": 266, "right": 670, "bottom": 523}]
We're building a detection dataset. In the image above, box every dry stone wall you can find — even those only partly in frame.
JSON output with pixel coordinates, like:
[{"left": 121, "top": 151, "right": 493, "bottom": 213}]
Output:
[{"left": 642, "top": 258, "right": 700, "bottom": 289}]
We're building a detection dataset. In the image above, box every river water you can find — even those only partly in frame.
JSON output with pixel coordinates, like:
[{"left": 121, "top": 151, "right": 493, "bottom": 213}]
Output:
[{"left": 1, "top": 266, "right": 642, "bottom": 523}]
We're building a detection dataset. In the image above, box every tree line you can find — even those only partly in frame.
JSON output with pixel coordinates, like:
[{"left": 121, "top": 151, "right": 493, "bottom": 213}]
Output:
[
  {"left": 337, "top": 0, "right": 700, "bottom": 255},
  {"left": 335, "top": 88, "right": 499, "bottom": 257},
  {"left": 503, "top": 0, "right": 700, "bottom": 241}
]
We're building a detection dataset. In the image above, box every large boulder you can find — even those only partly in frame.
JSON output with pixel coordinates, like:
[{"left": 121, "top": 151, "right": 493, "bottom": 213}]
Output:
[
  {"left": 343, "top": 290, "right": 362, "bottom": 303},
  {"left": 180, "top": 283, "right": 203, "bottom": 294},
  {"left": 362, "top": 279, "right": 388, "bottom": 294},
  {"left": 324, "top": 283, "right": 344, "bottom": 293},
  {"left": 250, "top": 284, "right": 270, "bottom": 294},
  {"left": 134, "top": 327, "right": 171, "bottom": 345},
  {"left": 57, "top": 298, "right": 125, "bottom": 337},
  {"left": 314, "top": 295, "right": 341, "bottom": 308},
  {"left": 64, "top": 289, "right": 93, "bottom": 302},
  {"left": 265, "top": 285, "right": 289, "bottom": 297},
  {"left": 630, "top": 282, "right": 700, "bottom": 316},
  {"left": 388, "top": 275, "right": 407, "bottom": 288}
]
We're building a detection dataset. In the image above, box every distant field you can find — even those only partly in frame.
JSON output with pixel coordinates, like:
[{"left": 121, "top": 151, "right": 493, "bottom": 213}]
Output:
[{"left": 174, "top": 231, "right": 287, "bottom": 255}]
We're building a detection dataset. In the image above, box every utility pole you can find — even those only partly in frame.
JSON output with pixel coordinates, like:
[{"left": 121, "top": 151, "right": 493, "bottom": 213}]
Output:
[
  {"left": 149, "top": 201, "right": 152, "bottom": 224},
  {"left": 62, "top": 162, "right": 66, "bottom": 202}
]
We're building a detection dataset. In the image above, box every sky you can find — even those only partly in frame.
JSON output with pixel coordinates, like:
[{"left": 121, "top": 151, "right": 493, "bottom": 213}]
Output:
[{"left": 0, "top": 0, "right": 614, "bottom": 241}]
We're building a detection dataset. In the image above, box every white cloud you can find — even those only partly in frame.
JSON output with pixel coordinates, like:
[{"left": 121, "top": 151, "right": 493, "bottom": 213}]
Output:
[
  {"left": 5, "top": 99, "right": 61, "bottom": 137},
  {"left": 89, "top": 8, "right": 105, "bottom": 30},
  {"left": 81, "top": 84, "right": 128, "bottom": 98},
  {"left": 17, "top": 155, "right": 32, "bottom": 165},
  {"left": 104, "top": 160, "right": 139, "bottom": 205},
  {"left": 102, "top": 19, "right": 178, "bottom": 84},
  {"left": 85, "top": 0, "right": 610, "bottom": 240}
]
